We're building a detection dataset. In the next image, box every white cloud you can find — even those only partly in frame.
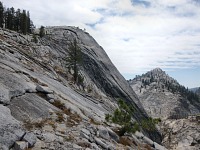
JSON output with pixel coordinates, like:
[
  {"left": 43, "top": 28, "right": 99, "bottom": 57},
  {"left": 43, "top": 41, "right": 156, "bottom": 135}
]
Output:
[{"left": 2, "top": 0, "right": 200, "bottom": 85}]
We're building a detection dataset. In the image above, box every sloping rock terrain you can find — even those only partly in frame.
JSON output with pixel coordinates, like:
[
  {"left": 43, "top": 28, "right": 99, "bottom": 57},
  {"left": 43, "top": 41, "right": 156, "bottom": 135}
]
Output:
[
  {"left": 160, "top": 115, "right": 200, "bottom": 150},
  {"left": 0, "top": 27, "right": 163, "bottom": 149},
  {"left": 128, "top": 68, "right": 200, "bottom": 119}
]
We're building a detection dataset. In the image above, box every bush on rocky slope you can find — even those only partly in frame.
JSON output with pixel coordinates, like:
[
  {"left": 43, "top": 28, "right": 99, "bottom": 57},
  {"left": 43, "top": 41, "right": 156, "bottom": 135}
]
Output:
[{"left": 105, "top": 99, "right": 139, "bottom": 135}]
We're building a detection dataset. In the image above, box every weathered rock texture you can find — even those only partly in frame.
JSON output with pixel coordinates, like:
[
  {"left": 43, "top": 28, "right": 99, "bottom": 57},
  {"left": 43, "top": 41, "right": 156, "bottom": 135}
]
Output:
[
  {"left": 160, "top": 116, "right": 200, "bottom": 150},
  {"left": 128, "top": 68, "right": 200, "bottom": 119},
  {"left": 0, "top": 27, "right": 162, "bottom": 149}
]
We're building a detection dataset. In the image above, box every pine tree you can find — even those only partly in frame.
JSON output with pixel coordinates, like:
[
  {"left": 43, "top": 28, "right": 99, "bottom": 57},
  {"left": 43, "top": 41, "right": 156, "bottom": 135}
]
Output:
[
  {"left": 66, "top": 39, "right": 82, "bottom": 83},
  {"left": 20, "top": 10, "right": 27, "bottom": 34},
  {"left": 39, "top": 26, "right": 45, "bottom": 37},
  {"left": 14, "top": 9, "right": 21, "bottom": 32},
  {"left": 0, "top": 1, "right": 4, "bottom": 28}
]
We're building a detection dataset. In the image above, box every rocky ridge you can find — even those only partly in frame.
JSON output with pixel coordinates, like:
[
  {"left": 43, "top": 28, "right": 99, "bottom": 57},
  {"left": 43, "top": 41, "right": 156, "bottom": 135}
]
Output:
[
  {"left": 128, "top": 68, "right": 200, "bottom": 119},
  {"left": 0, "top": 27, "right": 163, "bottom": 149},
  {"left": 195, "top": 88, "right": 200, "bottom": 97}
]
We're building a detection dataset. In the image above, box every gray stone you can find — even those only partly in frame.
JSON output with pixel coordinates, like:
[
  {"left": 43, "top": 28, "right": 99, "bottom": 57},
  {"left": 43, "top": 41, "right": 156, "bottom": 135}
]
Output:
[
  {"left": 47, "top": 94, "right": 55, "bottom": 100},
  {"left": 42, "top": 125, "right": 54, "bottom": 132},
  {"left": 89, "top": 136, "right": 94, "bottom": 143},
  {"left": 42, "top": 132, "right": 56, "bottom": 142},
  {"left": 13, "top": 141, "right": 28, "bottom": 150},
  {"left": 143, "top": 136, "right": 154, "bottom": 146},
  {"left": 55, "top": 132, "right": 68, "bottom": 137},
  {"left": 0, "top": 105, "right": 24, "bottom": 148},
  {"left": 49, "top": 99, "right": 55, "bottom": 103},
  {"left": 98, "top": 126, "right": 110, "bottom": 140},
  {"left": 90, "top": 143, "right": 100, "bottom": 150},
  {"left": 134, "top": 131, "right": 144, "bottom": 139},
  {"left": 73, "top": 144, "right": 82, "bottom": 149},
  {"left": 56, "top": 123, "right": 67, "bottom": 133},
  {"left": 55, "top": 136, "right": 64, "bottom": 144},
  {"left": 36, "top": 85, "right": 53, "bottom": 94},
  {"left": 31, "top": 139, "right": 46, "bottom": 150},
  {"left": 81, "top": 128, "right": 91, "bottom": 135},
  {"left": 94, "top": 137, "right": 107, "bottom": 149},
  {"left": 23, "top": 132, "right": 37, "bottom": 148},
  {"left": 0, "top": 85, "right": 10, "bottom": 104},
  {"left": 0, "top": 68, "right": 28, "bottom": 103},
  {"left": 106, "top": 127, "right": 119, "bottom": 142},
  {"left": 0, "top": 145, "right": 9, "bottom": 150},
  {"left": 9, "top": 93, "right": 59, "bottom": 121},
  {"left": 131, "top": 135, "right": 141, "bottom": 145},
  {"left": 153, "top": 142, "right": 167, "bottom": 150},
  {"left": 80, "top": 132, "right": 90, "bottom": 140}
]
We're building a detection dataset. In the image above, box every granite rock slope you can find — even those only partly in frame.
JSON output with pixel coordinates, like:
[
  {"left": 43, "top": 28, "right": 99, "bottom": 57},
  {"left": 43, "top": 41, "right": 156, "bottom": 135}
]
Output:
[{"left": 0, "top": 27, "right": 162, "bottom": 149}]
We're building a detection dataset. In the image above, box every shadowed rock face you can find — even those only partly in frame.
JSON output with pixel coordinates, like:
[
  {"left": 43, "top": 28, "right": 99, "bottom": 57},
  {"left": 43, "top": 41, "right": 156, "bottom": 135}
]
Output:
[{"left": 0, "top": 27, "right": 162, "bottom": 147}]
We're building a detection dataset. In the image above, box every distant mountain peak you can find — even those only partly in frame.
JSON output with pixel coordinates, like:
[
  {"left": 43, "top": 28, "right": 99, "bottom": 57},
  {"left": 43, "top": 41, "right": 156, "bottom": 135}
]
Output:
[
  {"left": 152, "top": 67, "right": 163, "bottom": 72},
  {"left": 128, "top": 68, "right": 200, "bottom": 119},
  {"left": 148, "top": 67, "right": 166, "bottom": 75}
]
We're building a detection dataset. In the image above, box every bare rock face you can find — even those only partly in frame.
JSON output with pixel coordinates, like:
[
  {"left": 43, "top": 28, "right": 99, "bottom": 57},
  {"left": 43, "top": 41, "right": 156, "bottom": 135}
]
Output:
[
  {"left": 160, "top": 116, "right": 200, "bottom": 150},
  {"left": 0, "top": 105, "right": 25, "bottom": 149},
  {"left": 128, "top": 68, "right": 200, "bottom": 119},
  {"left": 0, "top": 27, "right": 162, "bottom": 148},
  {"left": 8, "top": 93, "right": 59, "bottom": 121}
]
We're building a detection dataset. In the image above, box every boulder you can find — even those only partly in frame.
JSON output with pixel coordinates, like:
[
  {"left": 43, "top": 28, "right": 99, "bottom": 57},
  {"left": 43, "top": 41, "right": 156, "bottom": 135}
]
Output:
[
  {"left": 23, "top": 132, "right": 37, "bottom": 148},
  {"left": 98, "top": 126, "right": 110, "bottom": 140},
  {"left": 56, "top": 124, "right": 67, "bottom": 133},
  {"left": 36, "top": 85, "right": 53, "bottom": 94},
  {"left": 143, "top": 136, "right": 154, "bottom": 147},
  {"left": 80, "top": 132, "right": 90, "bottom": 140},
  {"left": 81, "top": 128, "right": 91, "bottom": 136},
  {"left": 94, "top": 137, "right": 107, "bottom": 149},
  {"left": 31, "top": 139, "right": 46, "bottom": 150},
  {"left": 0, "top": 85, "right": 10, "bottom": 104},
  {"left": 153, "top": 142, "right": 167, "bottom": 150},
  {"left": 42, "top": 132, "right": 56, "bottom": 142},
  {"left": 106, "top": 127, "right": 119, "bottom": 142},
  {"left": 0, "top": 105, "right": 24, "bottom": 148},
  {"left": 47, "top": 94, "right": 55, "bottom": 100},
  {"left": 8, "top": 93, "right": 58, "bottom": 121},
  {"left": 90, "top": 143, "right": 100, "bottom": 150},
  {"left": 134, "top": 131, "right": 144, "bottom": 139},
  {"left": 13, "top": 141, "right": 28, "bottom": 150}
]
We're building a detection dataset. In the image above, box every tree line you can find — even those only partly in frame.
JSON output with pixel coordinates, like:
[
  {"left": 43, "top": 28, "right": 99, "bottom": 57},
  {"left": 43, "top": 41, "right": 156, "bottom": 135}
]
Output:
[{"left": 0, "top": 1, "right": 34, "bottom": 34}]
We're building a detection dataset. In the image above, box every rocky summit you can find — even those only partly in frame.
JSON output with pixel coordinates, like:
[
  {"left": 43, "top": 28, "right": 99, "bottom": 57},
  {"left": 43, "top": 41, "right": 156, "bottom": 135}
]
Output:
[
  {"left": 128, "top": 68, "right": 200, "bottom": 119},
  {"left": 128, "top": 68, "right": 200, "bottom": 150},
  {"left": 0, "top": 27, "right": 164, "bottom": 150}
]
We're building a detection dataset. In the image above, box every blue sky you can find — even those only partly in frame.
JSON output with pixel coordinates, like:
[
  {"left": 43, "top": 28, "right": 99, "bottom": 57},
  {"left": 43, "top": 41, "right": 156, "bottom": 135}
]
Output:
[{"left": 2, "top": 0, "right": 200, "bottom": 88}]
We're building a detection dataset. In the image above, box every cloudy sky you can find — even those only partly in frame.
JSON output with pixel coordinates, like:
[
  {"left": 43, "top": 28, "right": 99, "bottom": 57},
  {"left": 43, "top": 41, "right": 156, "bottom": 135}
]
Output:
[{"left": 3, "top": 0, "right": 200, "bottom": 88}]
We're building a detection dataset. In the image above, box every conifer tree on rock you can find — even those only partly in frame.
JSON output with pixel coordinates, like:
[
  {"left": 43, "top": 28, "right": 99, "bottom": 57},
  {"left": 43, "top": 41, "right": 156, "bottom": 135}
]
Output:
[{"left": 66, "top": 38, "right": 82, "bottom": 83}]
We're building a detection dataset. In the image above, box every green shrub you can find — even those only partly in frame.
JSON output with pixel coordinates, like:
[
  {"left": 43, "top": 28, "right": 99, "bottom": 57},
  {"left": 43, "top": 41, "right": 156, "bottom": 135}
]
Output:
[
  {"left": 105, "top": 99, "right": 138, "bottom": 135},
  {"left": 105, "top": 114, "right": 112, "bottom": 122},
  {"left": 141, "top": 117, "right": 160, "bottom": 131}
]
